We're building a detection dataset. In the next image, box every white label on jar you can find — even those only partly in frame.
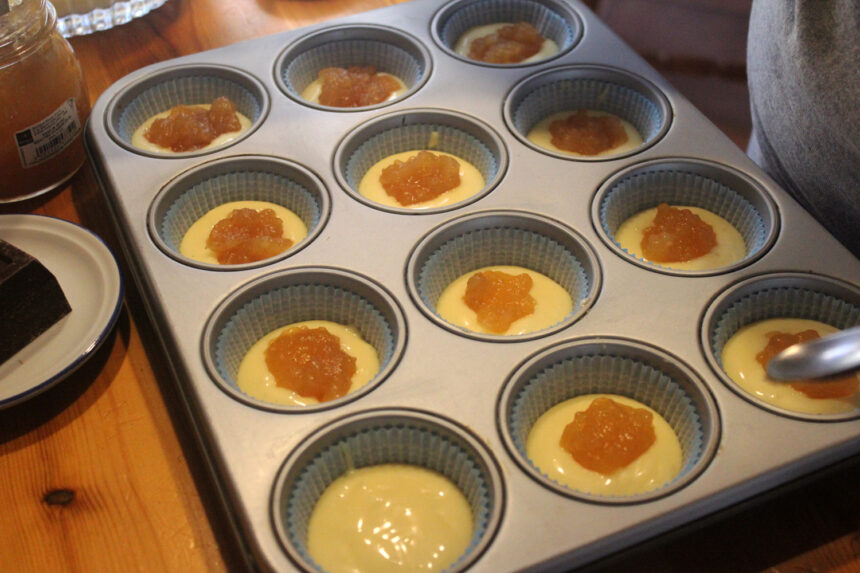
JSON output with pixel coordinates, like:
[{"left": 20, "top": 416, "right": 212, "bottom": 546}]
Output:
[{"left": 15, "top": 98, "right": 82, "bottom": 168}]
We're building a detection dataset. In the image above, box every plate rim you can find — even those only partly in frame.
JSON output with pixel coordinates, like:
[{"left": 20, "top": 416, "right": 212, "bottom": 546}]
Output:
[{"left": 0, "top": 214, "right": 124, "bottom": 409}]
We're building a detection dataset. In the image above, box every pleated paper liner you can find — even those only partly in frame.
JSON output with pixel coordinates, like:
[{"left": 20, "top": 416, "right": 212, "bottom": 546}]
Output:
[
  {"left": 201, "top": 267, "right": 406, "bottom": 412},
  {"left": 498, "top": 337, "right": 719, "bottom": 503},
  {"left": 148, "top": 155, "right": 329, "bottom": 270},
  {"left": 594, "top": 158, "right": 779, "bottom": 275},
  {"left": 334, "top": 108, "right": 508, "bottom": 214},
  {"left": 271, "top": 408, "right": 504, "bottom": 572},
  {"left": 504, "top": 65, "right": 670, "bottom": 161},
  {"left": 432, "top": 0, "right": 582, "bottom": 67},
  {"left": 105, "top": 64, "right": 268, "bottom": 158},
  {"left": 406, "top": 209, "right": 600, "bottom": 341},
  {"left": 275, "top": 24, "right": 431, "bottom": 111},
  {"left": 702, "top": 272, "right": 860, "bottom": 421}
]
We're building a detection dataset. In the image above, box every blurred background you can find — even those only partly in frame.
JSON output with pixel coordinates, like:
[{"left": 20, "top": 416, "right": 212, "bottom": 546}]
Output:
[{"left": 583, "top": 0, "right": 751, "bottom": 149}]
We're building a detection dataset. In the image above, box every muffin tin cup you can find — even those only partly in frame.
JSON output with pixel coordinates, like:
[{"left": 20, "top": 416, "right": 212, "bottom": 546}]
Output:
[
  {"left": 702, "top": 272, "right": 860, "bottom": 421},
  {"left": 334, "top": 108, "right": 508, "bottom": 214},
  {"left": 432, "top": 0, "right": 583, "bottom": 67},
  {"left": 274, "top": 24, "right": 432, "bottom": 112},
  {"left": 504, "top": 65, "right": 671, "bottom": 161},
  {"left": 105, "top": 64, "right": 269, "bottom": 158},
  {"left": 148, "top": 155, "right": 330, "bottom": 270},
  {"left": 271, "top": 408, "right": 505, "bottom": 572},
  {"left": 406, "top": 209, "right": 600, "bottom": 341},
  {"left": 201, "top": 267, "right": 407, "bottom": 412},
  {"left": 593, "top": 158, "right": 779, "bottom": 275},
  {"left": 498, "top": 337, "right": 720, "bottom": 503}
]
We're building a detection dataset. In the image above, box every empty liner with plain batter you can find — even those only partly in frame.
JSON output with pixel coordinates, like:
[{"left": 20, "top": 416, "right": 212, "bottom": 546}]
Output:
[
  {"left": 499, "top": 337, "right": 719, "bottom": 502},
  {"left": 505, "top": 65, "right": 670, "bottom": 160},
  {"left": 271, "top": 409, "right": 504, "bottom": 572},
  {"left": 275, "top": 24, "right": 431, "bottom": 110},
  {"left": 703, "top": 272, "right": 860, "bottom": 421},
  {"left": 105, "top": 64, "right": 268, "bottom": 157},
  {"left": 432, "top": 0, "right": 582, "bottom": 65},
  {"left": 406, "top": 210, "right": 600, "bottom": 340},
  {"left": 148, "top": 156, "right": 329, "bottom": 270},
  {"left": 201, "top": 268, "right": 406, "bottom": 411},
  {"left": 595, "top": 159, "right": 778, "bottom": 274}
]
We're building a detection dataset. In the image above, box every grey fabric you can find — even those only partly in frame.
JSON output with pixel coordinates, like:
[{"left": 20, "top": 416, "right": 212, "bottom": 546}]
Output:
[{"left": 747, "top": 0, "right": 860, "bottom": 257}]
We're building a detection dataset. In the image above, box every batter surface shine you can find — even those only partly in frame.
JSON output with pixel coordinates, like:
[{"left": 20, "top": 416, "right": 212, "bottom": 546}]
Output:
[{"left": 307, "top": 464, "right": 474, "bottom": 573}]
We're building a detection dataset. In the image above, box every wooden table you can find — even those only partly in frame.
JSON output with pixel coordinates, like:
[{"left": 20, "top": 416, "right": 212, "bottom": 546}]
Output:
[{"left": 1, "top": 1, "right": 858, "bottom": 571}]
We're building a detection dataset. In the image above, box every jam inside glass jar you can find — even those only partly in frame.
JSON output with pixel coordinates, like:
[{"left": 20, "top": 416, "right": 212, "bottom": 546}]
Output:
[{"left": 0, "top": 0, "right": 90, "bottom": 202}]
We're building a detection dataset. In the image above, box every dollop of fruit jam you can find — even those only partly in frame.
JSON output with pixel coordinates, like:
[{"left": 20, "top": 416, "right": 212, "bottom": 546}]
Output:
[
  {"left": 548, "top": 110, "right": 629, "bottom": 155},
  {"left": 756, "top": 329, "right": 859, "bottom": 399},
  {"left": 640, "top": 203, "right": 717, "bottom": 263},
  {"left": 379, "top": 150, "right": 461, "bottom": 205},
  {"left": 317, "top": 66, "right": 402, "bottom": 107},
  {"left": 264, "top": 326, "right": 357, "bottom": 402},
  {"left": 462, "top": 270, "right": 536, "bottom": 333},
  {"left": 560, "top": 397, "right": 656, "bottom": 475},
  {"left": 206, "top": 208, "right": 293, "bottom": 264},
  {"left": 468, "top": 22, "right": 545, "bottom": 63},
  {"left": 144, "top": 96, "right": 242, "bottom": 152}
]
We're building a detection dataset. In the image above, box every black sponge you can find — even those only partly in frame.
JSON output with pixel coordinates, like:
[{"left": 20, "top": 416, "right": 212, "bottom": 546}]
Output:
[{"left": 0, "top": 239, "right": 72, "bottom": 364}]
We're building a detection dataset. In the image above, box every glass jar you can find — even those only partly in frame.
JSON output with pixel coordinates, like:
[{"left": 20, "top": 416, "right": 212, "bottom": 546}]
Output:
[
  {"left": 53, "top": 0, "right": 170, "bottom": 38},
  {"left": 0, "top": 0, "right": 90, "bottom": 202}
]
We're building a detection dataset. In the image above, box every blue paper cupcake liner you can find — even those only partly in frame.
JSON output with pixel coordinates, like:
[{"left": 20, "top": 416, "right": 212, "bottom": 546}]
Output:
[
  {"left": 595, "top": 158, "right": 778, "bottom": 274},
  {"left": 703, "top": 272, "right": 860, "bottom": 421},
  {"left": 276, "top": 25, "right": 431, "bottom": 111},
  {"left": 499, "top": 337, "right": 719, "bottom": 502},
  {"left": 148, "top": 156, "right": 328, "bottom": 270},
  {"left": 432, "top": 0, "right": 582, "bottom": 66},
  {"left": 106, "top": 64, "right": 268, "bottom": 156},
  {"left": 271, "top": 409, "right": 504, "bottom": 572},
  {"left": 407, "top": 210, "right": 600, "bottom": 340},
  {"left": 505, "top": 65, "right": 671, "bottom": 160},
  {"left": 335, "top": 109, "right": 507, "bottom": 213},
  {"left": 201, "top": 268, "right": 406, "bottom": 411}
]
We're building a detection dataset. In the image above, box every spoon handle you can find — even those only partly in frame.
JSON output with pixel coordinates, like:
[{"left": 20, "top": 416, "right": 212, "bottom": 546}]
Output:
[{"left": 766, "top": 325, "right": 860, "bottom": 380}]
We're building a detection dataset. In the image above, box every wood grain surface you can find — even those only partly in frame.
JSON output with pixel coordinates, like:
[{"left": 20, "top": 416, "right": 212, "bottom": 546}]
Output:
[{"left": 1, "top": 1, "right": 858, "bottom": 572}]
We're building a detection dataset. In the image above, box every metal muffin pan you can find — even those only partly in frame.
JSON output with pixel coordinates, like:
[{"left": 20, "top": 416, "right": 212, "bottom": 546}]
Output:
[{"left": 84, "top": 0, "right": 860, "bottom": 571}]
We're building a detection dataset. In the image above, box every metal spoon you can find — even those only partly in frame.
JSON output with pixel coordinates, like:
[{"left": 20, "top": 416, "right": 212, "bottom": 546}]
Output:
[{"left": 766, "top": 325, "right": 860, "bottom": 380}]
